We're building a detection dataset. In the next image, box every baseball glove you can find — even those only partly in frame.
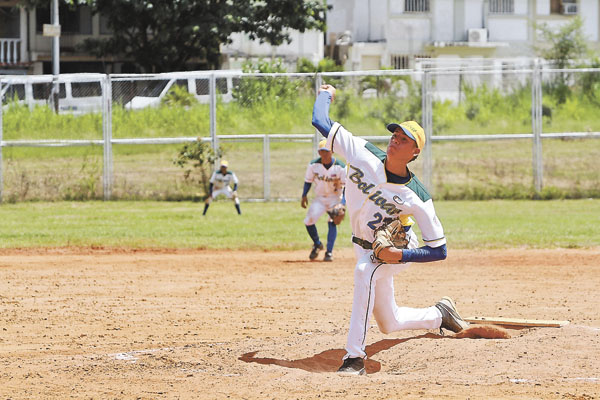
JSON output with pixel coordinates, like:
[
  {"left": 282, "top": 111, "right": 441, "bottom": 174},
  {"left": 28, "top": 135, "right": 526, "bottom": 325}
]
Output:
[
  {"left": 372, "top": 219, "right": 409, "bottom": 262},
  {"left": 327, "top": 203, "right": 346, "bottom": 225}
]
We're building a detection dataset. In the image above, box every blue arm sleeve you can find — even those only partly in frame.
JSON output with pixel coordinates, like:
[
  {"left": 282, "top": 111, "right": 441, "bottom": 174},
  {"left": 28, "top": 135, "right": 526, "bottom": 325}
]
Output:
[
  {"left": 401, "top": 244, "right": 447, "bottom": 263},
  {"left": 302, "top": 182, "right": 312, "bottom": 197},
  {"left": 341, "top": 189, "right": 346, "bottom": 205},
  {"left": 233, "top": 183, "right": 238, "bottom": 191},
  {"left": 312, "top": 91, "right": 333, "bottom": 137}
]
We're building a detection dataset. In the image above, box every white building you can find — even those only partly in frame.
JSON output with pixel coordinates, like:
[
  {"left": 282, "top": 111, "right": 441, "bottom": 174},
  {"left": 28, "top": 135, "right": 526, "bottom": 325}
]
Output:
[
  {"left": 326, "top": 0, "right": 598, "bottom": 70},
  {"left": 220, "top": 30, "right": 324, "bottom": 70},
  {"left": 1, "top": 0, "right": 598, "bottom": 74}
]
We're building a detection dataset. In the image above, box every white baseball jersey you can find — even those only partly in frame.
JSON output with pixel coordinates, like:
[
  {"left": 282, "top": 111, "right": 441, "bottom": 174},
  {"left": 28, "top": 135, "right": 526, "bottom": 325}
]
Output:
[
  {"left": 325, "top": 122, "right": 445, "bottom": 248},
  {"left": 304, "top": 157, "right": 347, "bottom": 198},
  {"left": 210, "top": 170, "right": 238, "bottom": 191},
  {"left": 326, "top": 122, "right": 447, "bottom": 360}
]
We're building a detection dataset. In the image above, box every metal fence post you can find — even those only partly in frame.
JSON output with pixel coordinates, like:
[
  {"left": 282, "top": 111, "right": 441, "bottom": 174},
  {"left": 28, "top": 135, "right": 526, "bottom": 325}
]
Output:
[
  {"left": 531, "top": 60, "right": 543, "bottom": 194},
  {"left": 263, "top": 134, "right": 270, "bottom": 201},
  {"left": 0, "top": 79, "right": 3, "bottom": 203},
  {"left": 209, "top": 73, "right": 218, "bottom": 154},
  {"left": 421, "top": 70, "right": 433, "bottom": 193},
  {"left": 102, "top": 75, "right": 113, "bottom": 200}
]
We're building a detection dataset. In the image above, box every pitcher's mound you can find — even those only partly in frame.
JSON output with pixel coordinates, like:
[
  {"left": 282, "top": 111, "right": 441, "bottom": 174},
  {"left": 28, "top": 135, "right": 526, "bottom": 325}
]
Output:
[{"left": 455, "top": 324, "right": 511, "bottom": 339}]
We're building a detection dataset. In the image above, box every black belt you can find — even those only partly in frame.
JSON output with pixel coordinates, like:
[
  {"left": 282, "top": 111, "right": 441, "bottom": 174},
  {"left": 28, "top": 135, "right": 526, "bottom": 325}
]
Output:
[
  {"left": 352, "top": 236, "right": 373, "bottom": 250},
  {"left": 352, "top": 226, "right": 412, "bottom": 250}
]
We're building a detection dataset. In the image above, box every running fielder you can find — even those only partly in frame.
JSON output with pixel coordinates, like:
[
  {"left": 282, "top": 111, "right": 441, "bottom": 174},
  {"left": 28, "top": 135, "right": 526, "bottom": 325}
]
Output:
[
  {"left": 301, "top": 139, "right": 347, "bottom": 262},
  {"left": 312, "top": 84, "right": 469, "bottom": 376},
  {"left": 203, "top": 160, "right": 241, "bottom": 216}
]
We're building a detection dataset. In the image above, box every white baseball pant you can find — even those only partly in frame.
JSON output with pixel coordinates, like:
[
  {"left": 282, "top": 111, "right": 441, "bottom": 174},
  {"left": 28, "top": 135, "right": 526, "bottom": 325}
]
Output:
[
  {"left": 210, "top": 187, "right": 235, "bottom": 199},
  {"left": 303, "top": 195, "right": 341, "bottom": 225},
  {"left": 344, "top": 229, "right": 443, "bottom": 359}
]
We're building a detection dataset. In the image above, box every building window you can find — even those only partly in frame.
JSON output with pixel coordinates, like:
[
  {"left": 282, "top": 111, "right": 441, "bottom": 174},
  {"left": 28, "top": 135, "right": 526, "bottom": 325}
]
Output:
[
  {"left": 0, "top": 7, "right": 20, "bottom": 38},
  {"left": 562, "top": 0, "right": 578, "bottom": 14},
  {"left": 551, "top": 0, "right": 578, "bottom": 14},
  {"left": 404, "top": 0, "right": 429, "bottom": 13},
  {"left": 391, "top": 54, "right": 428, "bottom": 69},
  {"left": 391, "top": 55, "right": 410, "bottom": 69},
  {"left": 36, "top": 4, "right": 92, "bottom": 34},
  {"left": 489, "top": 0, "right": 514, "bottom": 13}
]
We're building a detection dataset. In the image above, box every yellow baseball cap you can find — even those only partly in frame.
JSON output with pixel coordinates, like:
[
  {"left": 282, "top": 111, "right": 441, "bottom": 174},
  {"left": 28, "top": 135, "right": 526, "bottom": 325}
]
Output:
[
  {"left": 318, "top": 139, "right": 329, "bottom": 151},
  {"left": 386, "top": 121, "right": 426, "bottom": 149},
  {"left": 220, "top": 160, "right": 229, "bottom": 167}
]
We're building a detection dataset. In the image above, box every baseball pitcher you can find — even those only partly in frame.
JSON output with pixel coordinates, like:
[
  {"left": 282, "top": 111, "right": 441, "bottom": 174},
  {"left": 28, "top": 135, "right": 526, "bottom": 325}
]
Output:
[
  {"left": 312, "top": 84, "right": 469, "bottom": 376},
  {"left": 301, "top": 139, "right": 347, "bottom": 262},
  {"left": 203, "top": 160, "right": 241, "bottom": 216}
]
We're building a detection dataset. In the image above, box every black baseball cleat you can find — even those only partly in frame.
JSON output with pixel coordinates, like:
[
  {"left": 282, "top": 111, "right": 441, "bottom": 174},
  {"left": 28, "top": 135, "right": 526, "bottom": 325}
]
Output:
[
  {"left": 323, "top": 252, "right": 333, "bottom": 262},
  {"left": 309, "top": 243, "right": 324, "bottom": 260},
  {"left": 337, "top": 357, "right": 366, "bottom": 375},
  {"left": 435, "top": 296, "right": 470, "bottom": 334}
]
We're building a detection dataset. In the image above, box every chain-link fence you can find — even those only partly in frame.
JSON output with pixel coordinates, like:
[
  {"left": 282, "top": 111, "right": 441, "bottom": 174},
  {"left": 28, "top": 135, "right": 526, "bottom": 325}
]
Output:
[
  {"left": 0, "top": 74, "right": 106, "bottom": 202},
  {"left": 1, "top": 67, "right": 599, "bottom": 202}
]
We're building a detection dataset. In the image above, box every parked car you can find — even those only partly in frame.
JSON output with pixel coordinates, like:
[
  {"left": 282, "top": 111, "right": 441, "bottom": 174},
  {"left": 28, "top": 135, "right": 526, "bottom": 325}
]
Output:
[
  {"left": 1, "top": 74, "right": 104, "bottom": 114},
  {"left": 117, "top": 71, "right": 241, "bottom": 110}
]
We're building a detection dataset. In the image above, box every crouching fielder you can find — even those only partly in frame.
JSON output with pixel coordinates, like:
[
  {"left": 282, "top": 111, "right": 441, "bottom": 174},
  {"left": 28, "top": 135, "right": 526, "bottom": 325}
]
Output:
[
  {"left": 312, "top": 84, "right": 469, "bottom": 376},
  {"left": 203, "top": 160, "right": 241, "bottom": 216}
]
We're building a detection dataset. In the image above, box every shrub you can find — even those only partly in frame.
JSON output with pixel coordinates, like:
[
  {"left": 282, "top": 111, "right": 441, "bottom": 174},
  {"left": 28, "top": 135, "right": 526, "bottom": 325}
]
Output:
[
  {"left": 173, "top": 139, "right": 222, "bottom": 198},
  {"left": 232, "top": 59, "right": 310, "bottom": 107},
  {"left": 161, "top": 84, "right": 198, "bottom": 107}
]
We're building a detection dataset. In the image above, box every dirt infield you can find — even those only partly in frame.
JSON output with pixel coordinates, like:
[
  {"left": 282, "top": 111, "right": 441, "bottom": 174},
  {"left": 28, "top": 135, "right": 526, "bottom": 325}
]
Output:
[{"left": 1, "top": 248, "right": 599, "bottom": 399}]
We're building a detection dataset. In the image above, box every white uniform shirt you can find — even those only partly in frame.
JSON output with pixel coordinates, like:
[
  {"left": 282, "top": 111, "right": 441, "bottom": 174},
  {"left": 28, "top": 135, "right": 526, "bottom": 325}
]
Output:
[
  {"left": 210, "top": 170, "right": 238, "bottom": 191},
  {"left": 304, "top": 157, "right": 347, "bottom": 199},
  {"left": 325, "top": 122, "right": 446, "bottom": 248}
]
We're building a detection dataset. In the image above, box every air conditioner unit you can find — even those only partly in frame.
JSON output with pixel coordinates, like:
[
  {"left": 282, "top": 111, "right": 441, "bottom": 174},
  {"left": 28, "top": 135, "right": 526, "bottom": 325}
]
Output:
[
  {"left": 468, "top": 28, "right": 488, "bottom": 43},
  {"left": 563, "top": 3, "right": 578, "bottom": 14}
]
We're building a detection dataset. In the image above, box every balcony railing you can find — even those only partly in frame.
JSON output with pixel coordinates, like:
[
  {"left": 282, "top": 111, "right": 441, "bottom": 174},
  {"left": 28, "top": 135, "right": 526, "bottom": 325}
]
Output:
[{"left": 0, "top": 39, "right": 21, "bottom": 65}]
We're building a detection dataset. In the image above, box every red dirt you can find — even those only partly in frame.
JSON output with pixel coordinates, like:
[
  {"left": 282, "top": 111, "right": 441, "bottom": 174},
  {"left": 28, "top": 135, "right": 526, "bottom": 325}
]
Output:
[{"left": 1, "top": 248, "right": 599, "bottom": 399}]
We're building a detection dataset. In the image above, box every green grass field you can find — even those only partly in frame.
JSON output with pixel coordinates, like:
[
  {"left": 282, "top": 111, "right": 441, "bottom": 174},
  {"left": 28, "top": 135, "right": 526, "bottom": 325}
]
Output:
[{"left": 0, "top": 199, "right": 598, "bottom": 250}]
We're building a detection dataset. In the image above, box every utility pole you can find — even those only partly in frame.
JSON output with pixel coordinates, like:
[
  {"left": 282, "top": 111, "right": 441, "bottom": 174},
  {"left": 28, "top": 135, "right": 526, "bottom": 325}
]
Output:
[
  {"left": 46, "top": 0, "right": 60, "bottom": 112},
  {"left": 52, "top": 0, "right": 59, "bottom": 76}
]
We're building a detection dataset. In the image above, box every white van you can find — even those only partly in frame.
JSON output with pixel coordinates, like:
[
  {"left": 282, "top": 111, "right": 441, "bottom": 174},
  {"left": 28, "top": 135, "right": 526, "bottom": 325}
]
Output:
[
  {"left": 118, "top": 71, "right": 241, "bottom": 110},
  {"left": 1, "top": 74, "right": 104, "bottom": 114}
]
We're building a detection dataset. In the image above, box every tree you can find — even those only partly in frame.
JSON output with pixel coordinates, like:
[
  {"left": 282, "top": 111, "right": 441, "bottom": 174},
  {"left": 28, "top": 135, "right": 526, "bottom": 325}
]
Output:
[
  {"left": 535, "top": 16, "right": 589, "bottom": 69},
  {"left": 535, "top": 16, "right": 590, "bottom": 103},
  {"left": 296, "top": 57, "right": 344, "bottom": 73},
  {"left": 20, "top": 0, "right": 328, "bottom": 73},
  {"left": 174, "top": 139, "right": 222, "bottom": 198}
]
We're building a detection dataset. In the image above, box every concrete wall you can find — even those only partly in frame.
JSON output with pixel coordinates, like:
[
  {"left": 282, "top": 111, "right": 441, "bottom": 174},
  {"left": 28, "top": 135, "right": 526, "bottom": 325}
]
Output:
[
  {"left": 433, "top": 0, "right": 455, "bottom": 41},
  {"left": 488, "top": 17, "right": 529, "bottom": 42},
  {"left": 221, "top": 30, "right": 324, "bottom": 66},
  {"left": 581, "top": 0, "right": 599, "bottom": 41},
  {"left": 387, "top": 17, "right": 431, "bottom": 54}
]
